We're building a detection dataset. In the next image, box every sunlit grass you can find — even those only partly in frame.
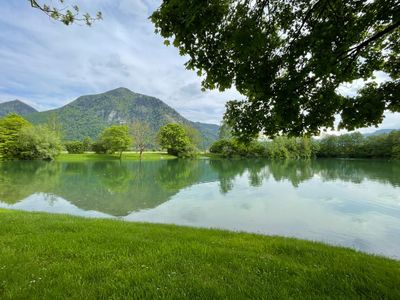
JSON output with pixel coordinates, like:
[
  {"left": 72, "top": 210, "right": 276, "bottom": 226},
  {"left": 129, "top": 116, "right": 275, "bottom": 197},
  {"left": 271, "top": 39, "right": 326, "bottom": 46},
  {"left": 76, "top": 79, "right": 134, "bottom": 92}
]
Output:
[{"left": 0, "top": 210, "right": 399, "bottom": 299}]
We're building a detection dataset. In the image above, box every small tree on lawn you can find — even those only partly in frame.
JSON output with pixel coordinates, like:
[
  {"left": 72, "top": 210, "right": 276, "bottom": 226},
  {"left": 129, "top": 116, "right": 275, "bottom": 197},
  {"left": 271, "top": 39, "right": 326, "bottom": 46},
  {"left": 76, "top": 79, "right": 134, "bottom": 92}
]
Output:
[
  {"left": 130, "top": 121, "right": 152, "bottom": 160},
  {"left": 99, "top": 125, "right": 132, "bottom": 160}
]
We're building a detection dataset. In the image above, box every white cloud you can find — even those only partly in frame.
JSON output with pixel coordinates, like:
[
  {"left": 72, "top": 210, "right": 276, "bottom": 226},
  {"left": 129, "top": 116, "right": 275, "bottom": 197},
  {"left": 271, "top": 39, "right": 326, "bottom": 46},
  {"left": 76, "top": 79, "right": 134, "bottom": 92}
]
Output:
[{"left": 118, "top": 0, "right": 149, "bottom": 17}]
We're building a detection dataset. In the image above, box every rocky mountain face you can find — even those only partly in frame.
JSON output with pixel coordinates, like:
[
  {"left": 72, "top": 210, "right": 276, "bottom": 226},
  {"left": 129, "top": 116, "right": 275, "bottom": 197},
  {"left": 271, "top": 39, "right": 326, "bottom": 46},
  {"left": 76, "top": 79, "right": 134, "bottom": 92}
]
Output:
[{"left": 25, "top": 88, "right": 219, "bottom": 148}]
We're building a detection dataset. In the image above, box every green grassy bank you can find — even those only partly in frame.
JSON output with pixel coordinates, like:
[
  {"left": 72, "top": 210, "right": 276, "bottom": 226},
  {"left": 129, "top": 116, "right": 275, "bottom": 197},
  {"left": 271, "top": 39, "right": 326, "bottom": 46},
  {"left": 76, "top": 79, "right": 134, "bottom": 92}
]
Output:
[
  {"left": 56, "top": 152, "right": 177, "bottom": 162},
  {"left": 0, "top": 210, "right": 399, "bottom": 299}
]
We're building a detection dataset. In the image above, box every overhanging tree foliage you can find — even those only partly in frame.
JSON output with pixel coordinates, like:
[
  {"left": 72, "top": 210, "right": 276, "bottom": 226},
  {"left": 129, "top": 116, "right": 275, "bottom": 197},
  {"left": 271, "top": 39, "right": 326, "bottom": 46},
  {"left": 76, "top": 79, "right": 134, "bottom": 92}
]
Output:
[{"left": 151, "top": 0, "right": 400, "bottom": 139}]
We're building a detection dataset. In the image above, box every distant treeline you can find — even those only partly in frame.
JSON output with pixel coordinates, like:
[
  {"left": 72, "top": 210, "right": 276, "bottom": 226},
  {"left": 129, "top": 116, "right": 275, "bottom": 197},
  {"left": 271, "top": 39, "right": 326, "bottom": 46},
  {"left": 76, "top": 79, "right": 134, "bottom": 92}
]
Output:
[
  {"left": 317, "top": 131, "right": 400, "bottom": 159},
  {"left": 210, "top": 131, "right": 400, "bottom": 160}
]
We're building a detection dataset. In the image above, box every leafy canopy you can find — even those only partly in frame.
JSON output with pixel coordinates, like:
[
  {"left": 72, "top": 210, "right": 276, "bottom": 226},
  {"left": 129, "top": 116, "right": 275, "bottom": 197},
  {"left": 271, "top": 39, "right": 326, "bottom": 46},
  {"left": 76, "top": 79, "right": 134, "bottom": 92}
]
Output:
[
  {"left": 151, "top": 0, "right": 400, "bottom": 139},
  {"left": 0, "top": 114, "right": 32, "bottom": 159},
  {"left": 157, "top": 123, "right": 195, "bottom": 157},
  {"left": 99, "top": 125, "right": 132, "bottom": 157}
]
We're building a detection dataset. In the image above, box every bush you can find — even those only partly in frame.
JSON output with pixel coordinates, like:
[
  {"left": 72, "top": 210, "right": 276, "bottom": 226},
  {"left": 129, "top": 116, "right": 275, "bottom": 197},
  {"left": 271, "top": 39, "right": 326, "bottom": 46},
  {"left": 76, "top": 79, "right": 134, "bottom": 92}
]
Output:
[
  {"left": 65, "top": 141, "right": 85, "bottom": 154},
  {"left": 92, "top": 141, "right": 107, "bottom": 154},
  {"left": 209, "top": 139, "right": 234, "bottom": 154},
  {"left": 14, "top": 125, "right": 62, "bottom": 160},
  {"left": 209, "top": 139, "right": 267, "bottom": 158}
]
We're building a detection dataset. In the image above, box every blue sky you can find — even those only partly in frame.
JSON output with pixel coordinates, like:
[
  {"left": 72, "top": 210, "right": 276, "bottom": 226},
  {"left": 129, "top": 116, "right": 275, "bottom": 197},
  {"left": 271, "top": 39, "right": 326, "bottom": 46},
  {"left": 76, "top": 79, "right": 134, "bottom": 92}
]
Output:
[{"left": 0, "top": 0, "right": 399, "bottom": 131}]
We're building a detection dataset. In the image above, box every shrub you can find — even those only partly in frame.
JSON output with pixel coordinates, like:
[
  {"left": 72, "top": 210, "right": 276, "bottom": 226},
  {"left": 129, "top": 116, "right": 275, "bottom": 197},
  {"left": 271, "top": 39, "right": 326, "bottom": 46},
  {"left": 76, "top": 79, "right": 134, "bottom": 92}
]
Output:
[
  {"left": 209, "top": 139, "right": 234, "bottom": 154},
  {"left": 65, "top": 141, "right": 85, "bottom": 154},
  {"left": 14, "top": 125, "right": 62, "bottom": 160},
  {"left": 209, "top": 139, "right": 266, "bottom": 158},
  {"left": 92, "top": 141, "right": 107, "bottom": 154}
]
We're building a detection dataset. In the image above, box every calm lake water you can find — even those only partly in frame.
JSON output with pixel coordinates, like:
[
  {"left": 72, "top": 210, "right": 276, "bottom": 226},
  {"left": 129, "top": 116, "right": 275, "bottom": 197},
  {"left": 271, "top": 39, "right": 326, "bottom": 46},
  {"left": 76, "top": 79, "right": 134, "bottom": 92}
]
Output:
[{"left": 1, "top": 158, "right": 399, "bottom": 259}]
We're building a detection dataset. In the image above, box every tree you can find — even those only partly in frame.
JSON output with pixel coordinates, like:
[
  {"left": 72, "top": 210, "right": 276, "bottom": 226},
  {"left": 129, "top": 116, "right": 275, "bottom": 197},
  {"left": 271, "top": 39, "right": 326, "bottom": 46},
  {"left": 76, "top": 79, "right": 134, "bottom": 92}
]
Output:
[
  {"left": 99, "top": 125, "right": 132, "bottom": 159},
  {"left": 0, "top": 114, "right": 32, "bottom": 159},
  {"left": 182, "top": 124, "right": 202, "bottom": 150},
  {"left": 82, "top": 137, "right": 92, "bottom": 151},
  {"left": 28, "top": 0, "right": 102, "bottom": 26},
  {"left": 151, "top": 0, "right": 400, "bottom": 139},
  {"left": 15, "top": 125, "right": 62, "bottom": 160},
  {"left": 130, "top": 121, "right": 152, "bottom": 160},
  {"left": 157, "top": 123, "right": 195, "bottom": 157}
]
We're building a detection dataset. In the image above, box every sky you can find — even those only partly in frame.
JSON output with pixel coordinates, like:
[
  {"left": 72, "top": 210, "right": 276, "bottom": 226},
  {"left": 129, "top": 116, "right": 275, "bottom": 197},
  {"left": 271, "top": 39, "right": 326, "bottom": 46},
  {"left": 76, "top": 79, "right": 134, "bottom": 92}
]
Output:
[{"left": 0, "top": 0, "right": 398, "bottom": 132}]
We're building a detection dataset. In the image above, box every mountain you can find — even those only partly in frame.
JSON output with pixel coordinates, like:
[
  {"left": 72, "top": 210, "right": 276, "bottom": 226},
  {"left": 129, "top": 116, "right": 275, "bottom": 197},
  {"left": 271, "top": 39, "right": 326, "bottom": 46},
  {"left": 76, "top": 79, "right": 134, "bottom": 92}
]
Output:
[
  {"left": 25, "top": 88, "right": 219, "bottom": 148},
  {"left": 363, "top": 129, "right": 398, "bottom": 137},
  {"left": 0, "top": 100, "right": 38, "bottom": 117}
]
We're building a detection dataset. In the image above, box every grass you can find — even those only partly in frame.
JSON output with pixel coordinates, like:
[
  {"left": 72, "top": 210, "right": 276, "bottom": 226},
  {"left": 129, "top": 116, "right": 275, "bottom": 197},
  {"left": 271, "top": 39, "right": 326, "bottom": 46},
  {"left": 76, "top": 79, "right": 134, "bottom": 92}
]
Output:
[
  {"left": 56, "top": 152, "right": 177, "bottom": 162},
  {"left": 0, "top": 210, "right": 399, "bottom": 299}
]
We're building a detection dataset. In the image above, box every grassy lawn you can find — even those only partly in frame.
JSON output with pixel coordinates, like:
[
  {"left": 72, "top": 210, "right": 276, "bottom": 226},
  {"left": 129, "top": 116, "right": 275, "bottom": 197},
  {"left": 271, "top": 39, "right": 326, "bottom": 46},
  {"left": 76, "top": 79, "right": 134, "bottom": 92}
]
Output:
[
  {"left": 56, "top": 152, "right": 177, "bottom": 162},
  {"left": 0, "top": 210, "right": 399, "bottom": 299}
]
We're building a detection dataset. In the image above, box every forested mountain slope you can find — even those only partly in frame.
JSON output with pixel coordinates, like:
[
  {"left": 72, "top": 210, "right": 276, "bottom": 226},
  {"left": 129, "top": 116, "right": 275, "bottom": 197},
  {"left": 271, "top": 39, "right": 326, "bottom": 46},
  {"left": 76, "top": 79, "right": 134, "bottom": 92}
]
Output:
[{"left": 26, "top": 88, "right": 219, "bottom": 148}]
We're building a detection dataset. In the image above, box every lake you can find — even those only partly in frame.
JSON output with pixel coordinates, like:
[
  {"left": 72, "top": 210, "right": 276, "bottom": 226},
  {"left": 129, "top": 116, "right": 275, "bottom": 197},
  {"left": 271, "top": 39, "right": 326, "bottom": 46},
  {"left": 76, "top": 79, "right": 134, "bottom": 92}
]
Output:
[{"left": 1, "top": 158, "right": 399, "bottom": 259}]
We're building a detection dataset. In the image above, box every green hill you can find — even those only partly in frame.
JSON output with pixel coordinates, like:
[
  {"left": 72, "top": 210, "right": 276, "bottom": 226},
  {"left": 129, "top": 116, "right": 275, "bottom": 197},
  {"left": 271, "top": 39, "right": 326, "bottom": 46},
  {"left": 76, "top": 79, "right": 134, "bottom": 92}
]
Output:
[
  {"left": 0, "top": 100, "right": 38, "bottom": 117},
  {"left": 25, "top": 88, "right": 219, "bottom": 148}
]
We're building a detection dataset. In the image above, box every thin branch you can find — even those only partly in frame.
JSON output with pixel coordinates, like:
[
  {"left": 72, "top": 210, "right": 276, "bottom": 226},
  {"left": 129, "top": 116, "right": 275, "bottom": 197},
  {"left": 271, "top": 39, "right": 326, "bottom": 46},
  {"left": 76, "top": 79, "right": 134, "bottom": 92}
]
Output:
[{"left": 29, "top": 0, "right": 102, "bottom": 26}]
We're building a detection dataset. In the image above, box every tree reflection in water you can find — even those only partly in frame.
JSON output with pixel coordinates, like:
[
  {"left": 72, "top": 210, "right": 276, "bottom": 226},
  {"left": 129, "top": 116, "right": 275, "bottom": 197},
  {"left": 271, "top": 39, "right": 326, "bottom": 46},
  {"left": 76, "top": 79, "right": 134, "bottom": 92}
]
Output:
[{"left": 0, "top": 158, "right": 399, "bottom": 215}]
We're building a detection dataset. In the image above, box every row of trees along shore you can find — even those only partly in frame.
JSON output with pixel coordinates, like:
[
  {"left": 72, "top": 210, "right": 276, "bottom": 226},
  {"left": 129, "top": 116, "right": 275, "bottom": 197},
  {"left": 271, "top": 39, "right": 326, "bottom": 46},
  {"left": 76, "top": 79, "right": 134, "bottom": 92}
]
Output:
[
  {"left": 209, "top": 131, "right": 400, "bottom": 160},
  {"left": 1, "top": 113, "right": 399, "bottom": 161},
  {"left": 0, "top": 114, "right": 199, "bottom": 160}
]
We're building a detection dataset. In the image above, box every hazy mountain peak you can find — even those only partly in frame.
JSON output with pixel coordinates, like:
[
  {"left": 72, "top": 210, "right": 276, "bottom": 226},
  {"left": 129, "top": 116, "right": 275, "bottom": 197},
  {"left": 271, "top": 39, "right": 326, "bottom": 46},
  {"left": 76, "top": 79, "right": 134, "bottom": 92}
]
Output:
[{"left": 0, "top": 99, "right": 38, "bottom": 117}]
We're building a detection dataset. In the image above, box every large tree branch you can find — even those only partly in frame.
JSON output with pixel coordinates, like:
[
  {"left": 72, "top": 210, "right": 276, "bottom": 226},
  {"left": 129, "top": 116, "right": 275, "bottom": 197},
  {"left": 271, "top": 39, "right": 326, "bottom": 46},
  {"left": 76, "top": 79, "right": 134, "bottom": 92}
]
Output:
[{"left": 338, "top": 20, "right": 400, "bottom": 61}]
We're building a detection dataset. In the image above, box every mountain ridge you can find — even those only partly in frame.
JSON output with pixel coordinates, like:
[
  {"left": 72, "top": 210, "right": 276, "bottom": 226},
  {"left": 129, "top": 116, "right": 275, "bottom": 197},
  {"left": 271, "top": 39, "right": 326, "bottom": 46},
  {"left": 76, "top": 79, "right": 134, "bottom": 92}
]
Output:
[
  {"left": 25, "top": 87, "right": 219, "bottom": 148},
  {"left": 363, "top": 129, "right": 399, "bottom": 137}
]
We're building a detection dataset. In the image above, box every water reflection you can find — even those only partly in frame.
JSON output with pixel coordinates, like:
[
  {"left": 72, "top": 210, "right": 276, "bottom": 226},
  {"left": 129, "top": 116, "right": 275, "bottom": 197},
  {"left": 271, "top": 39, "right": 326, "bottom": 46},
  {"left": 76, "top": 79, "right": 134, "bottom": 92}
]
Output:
[
  {"left": 1, "top": 158, "right": 399, "bottom": 258},
  {"left": 0, "top": 160, "right": 220, "bottom": 216},
  {"left": 1, "top": 159, "right": 399, "bottom": 214}
]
